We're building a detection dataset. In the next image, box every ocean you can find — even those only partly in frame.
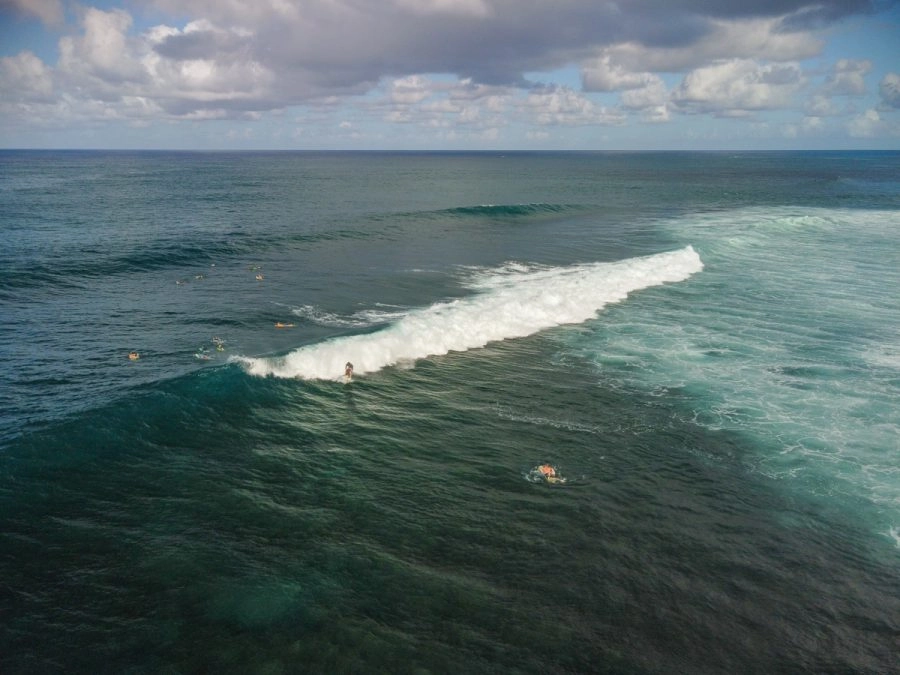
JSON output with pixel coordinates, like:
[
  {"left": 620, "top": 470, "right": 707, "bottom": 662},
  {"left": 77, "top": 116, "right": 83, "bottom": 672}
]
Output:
[{"left": 1, "top": 150, "right": 898, "bottom": 673}]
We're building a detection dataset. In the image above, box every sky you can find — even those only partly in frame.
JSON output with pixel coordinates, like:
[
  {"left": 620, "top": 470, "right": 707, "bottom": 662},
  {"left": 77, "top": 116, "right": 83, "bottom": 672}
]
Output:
[{"left": 1, "top": 0, "right": 898, "bottom": 150}]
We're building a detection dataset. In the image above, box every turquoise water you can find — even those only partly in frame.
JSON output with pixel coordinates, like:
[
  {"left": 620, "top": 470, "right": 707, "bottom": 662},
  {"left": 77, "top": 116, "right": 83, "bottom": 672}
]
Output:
[{"left": 2, "top": 151, "right": 899, "bottom": 673}]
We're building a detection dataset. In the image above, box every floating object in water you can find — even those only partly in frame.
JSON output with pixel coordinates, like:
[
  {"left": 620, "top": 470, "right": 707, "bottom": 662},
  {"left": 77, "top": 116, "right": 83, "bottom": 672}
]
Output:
[
  {"left": 525, "top": 464, "right": 567, "bottom": 485},
  {"left": 255, "top": 274, "right": 264, "bottom": 281}
]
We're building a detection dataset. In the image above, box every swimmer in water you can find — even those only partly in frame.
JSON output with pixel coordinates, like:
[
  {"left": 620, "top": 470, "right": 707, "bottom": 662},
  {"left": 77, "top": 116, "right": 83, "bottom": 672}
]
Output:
[
  {"left": 345, "top": 362, "right": 354, "bottom": 380},
  {"left": 128, "top": 351, "right": 140, "bottom": 360}
]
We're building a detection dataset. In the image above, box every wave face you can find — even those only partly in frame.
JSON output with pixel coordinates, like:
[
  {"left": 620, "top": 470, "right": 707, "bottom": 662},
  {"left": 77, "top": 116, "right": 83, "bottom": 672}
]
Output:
[
  {"left": 438, "top": 202, "right": 575, "bottom": 217},
  {"left": 238, "top": 246, "right": 702, "bottom": 379}
]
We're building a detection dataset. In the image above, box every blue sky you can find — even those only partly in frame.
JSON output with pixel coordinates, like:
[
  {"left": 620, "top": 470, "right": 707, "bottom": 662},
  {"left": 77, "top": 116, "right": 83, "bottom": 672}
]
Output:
[{"left": 1, "top": 0, "right": 898, "bottom": 150}]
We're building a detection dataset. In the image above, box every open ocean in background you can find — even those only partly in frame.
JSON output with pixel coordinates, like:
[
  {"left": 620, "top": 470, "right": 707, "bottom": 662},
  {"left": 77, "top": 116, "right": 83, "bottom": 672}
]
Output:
[{"left": 1, "top": 150, "right": 899, "bottom": 673}]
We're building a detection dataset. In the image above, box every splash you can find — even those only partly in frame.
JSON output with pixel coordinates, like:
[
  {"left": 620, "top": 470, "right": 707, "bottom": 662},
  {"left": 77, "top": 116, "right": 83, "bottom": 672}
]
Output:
[{"left": 237, "top": 246, "right": 703, "bottom": 380}]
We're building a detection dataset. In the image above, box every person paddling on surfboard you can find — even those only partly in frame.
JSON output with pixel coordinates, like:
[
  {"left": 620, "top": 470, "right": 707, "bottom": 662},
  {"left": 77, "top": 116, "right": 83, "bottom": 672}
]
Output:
[
  {"left": 345, "top": 362, "right": 354, "bottom": 381},
  {"left": 534, "top": 463, "right": 565, "bottom": 484}
]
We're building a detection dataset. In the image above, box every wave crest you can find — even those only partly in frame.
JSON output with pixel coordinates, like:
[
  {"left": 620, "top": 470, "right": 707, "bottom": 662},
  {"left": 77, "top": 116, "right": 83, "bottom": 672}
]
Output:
[{"left": 237, "top": 246, "right": 703, "bottom": 380}]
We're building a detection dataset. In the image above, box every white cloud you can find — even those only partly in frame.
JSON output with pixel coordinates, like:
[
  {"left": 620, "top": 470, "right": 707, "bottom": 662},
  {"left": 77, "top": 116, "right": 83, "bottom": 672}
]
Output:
[
  {"left": 1, "top": 0, "right": 897, "bottom": 146},
  {"left": 583, "top": 55, "right": 657, "bottom": 92},
  {"left": 672, "top": 59, "right": 805, "bottom": 116},
  {"left": 58, "top": 8, "right": 146, "bottom": 86},
  {"left": 0, "top": 50, "right": 54, "bottom": 102},
  {"left": 594, "top": 17, "right": 822, "bottom": 76},
  {"left": 823, "top": 59, "right": 872, "bottom": 96},
  {"left": 525, "top": 86, "right": 625, "bottom": 126},
  {"left": 846, "top": 109, "right": 881, "bottom": 137},
  {"left": 389, "top": 76, "right": 432, "bottom": 105},
  {"left": 620, "top": 77, "right": 667, "bottom": 109}
]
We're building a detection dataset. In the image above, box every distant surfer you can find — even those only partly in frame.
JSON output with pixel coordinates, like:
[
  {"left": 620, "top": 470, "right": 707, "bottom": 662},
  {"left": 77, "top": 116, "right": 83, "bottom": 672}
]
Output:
[
  {"left": 345, "top": 362, "right": 354, "bottom": 381},
  {"left": 275, "top": 322, "right": 294, "bottom": 328},
  {"left": 128, "top": 351, "right": 140, "bottom": 361}
]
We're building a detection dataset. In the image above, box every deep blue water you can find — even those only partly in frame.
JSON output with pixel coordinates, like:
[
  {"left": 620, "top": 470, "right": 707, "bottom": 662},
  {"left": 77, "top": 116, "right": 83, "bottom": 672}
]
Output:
[{"left": 1, "top": 150, "right": 899, "bottom": 673}]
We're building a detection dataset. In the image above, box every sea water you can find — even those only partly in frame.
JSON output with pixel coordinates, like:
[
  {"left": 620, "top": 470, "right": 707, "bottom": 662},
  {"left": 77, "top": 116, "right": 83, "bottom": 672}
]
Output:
[{"left": 1, "top": 150, "right": 898, "bottom": 673}]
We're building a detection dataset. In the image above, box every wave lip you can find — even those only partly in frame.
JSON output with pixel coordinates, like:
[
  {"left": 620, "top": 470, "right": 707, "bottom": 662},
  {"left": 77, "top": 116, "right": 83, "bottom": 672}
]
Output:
[{"left": 237, "top": 246, "right": 703, "bottom": 380}]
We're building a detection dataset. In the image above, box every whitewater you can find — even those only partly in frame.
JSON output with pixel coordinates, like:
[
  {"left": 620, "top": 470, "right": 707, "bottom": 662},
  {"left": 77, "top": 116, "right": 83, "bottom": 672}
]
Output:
[{"left": 237, "top": 245, "right": 702, "bottom": 379}]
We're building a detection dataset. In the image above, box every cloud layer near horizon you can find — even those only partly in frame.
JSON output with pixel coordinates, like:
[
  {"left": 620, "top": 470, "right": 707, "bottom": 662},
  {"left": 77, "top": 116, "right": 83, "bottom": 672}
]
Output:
[{"left": 1, "top": 0, "right": 898, "bottom": 146}]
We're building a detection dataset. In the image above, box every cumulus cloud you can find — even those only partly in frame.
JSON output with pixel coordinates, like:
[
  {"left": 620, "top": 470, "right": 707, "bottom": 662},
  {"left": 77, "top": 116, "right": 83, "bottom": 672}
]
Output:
[
  {"left": 583, "top": 55, "right": 658, "bottom": 92},
  {"left": 846, "top": 108, "right": 881, "bottom": 137},
  {"left": 1, "top": 50, "right": 54, "bottom": 102},
  {"left": 143, "top": 20, "right": 275, "bottom": 115},
  {"left": 144, "top": 0, "right": 867, "bottom": 90},
  {"left": 590, "top": 16, "right": 822, "bottom": 77},
  {"left": 621, "top": 79, "right": 670, "bottom": 121},
  {"left": 672, "top": 59, "right": 806, "bottom": 116},
  {"left": 389, "top": 75, "right": 433, "bottom": 105},
  {"left": 525, "top": 86, "right": 625, "bottom": 126},
  {"left": 0, "top": 0, "right": 895, "bottom": 141},
  {"left": 378, "top": 76, "right": 511, "bottom": 132},
  {"left": 58, "top": 8, "right": 146, "bottom": 87},
  {"left": 823, "top": 58, "right": 872, "bottom": 95}
]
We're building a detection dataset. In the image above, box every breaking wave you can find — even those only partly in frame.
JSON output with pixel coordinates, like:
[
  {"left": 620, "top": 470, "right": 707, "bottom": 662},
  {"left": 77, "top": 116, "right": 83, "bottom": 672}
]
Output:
[{"left": 237, "top": 246, "right": 703, "bottom": 380}]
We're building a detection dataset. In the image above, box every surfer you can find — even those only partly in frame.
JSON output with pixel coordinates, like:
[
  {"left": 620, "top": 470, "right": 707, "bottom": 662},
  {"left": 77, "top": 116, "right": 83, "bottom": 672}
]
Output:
[
  {"left": 274, "top": 322, "right": 294, "bottom": 328},
  {"left": 128, "top": 351, "right": 140, "bottom": 360},
  {"left": 345, "top": 362, "right": 354, "bottom": 380},
  {"left": 528, "top": 463, "right": 565, "bottom": 484}
]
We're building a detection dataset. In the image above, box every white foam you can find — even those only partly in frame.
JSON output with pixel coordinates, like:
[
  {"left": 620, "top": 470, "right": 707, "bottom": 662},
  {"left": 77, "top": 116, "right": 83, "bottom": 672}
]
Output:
[
  {"left": 888, "top": 527, "right": 900, "bottom": 549},
  {"left": 291, "top": 304, "right": 408, "bottom": 328},
  {"left": 237, "top": 246, "right": 703, "bottom": 380}
]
